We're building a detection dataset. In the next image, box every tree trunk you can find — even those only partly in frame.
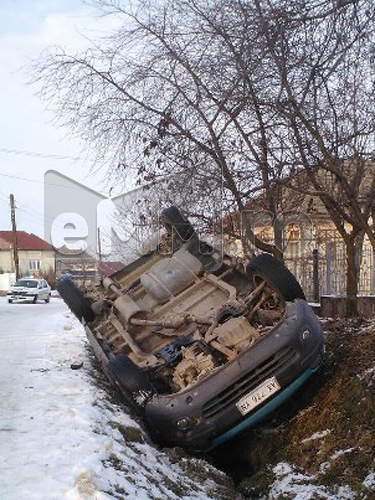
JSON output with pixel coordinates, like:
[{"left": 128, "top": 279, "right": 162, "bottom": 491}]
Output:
[{"left": 345, "top": 238, "right": 359, "bottom": 317}]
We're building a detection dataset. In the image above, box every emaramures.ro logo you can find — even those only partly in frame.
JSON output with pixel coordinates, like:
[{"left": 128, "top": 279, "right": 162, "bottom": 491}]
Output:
[{"left": 44, "top": 169, "right": 314, "bottom": 265}]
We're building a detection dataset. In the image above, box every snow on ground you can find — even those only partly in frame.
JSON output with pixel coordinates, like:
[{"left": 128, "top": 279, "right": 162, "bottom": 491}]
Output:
[
  {"left": 363, "top": 472, "right": 375, "bottom": 489},
  {"left": 0, "top": 298, "right": 231, "bottom": 500},
  {"left": 268, "top": 463, "right": 356, "bottom": 500},
  {"left": 300, "top": 429, "right": 331, "bottom": 444}
]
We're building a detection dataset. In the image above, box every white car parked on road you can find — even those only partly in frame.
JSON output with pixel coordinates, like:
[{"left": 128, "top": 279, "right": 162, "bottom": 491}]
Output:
[{"left": 7, "top": 278, "right": 51, "bottom": 304}]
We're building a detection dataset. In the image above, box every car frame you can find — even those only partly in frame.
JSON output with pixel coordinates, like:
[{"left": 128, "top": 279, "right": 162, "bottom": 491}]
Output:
[
  {"left": 58, "top": 207, "right": 324, "bottom": 452},
  {"left": 7, "top": 277, "right": 51, "bottom": 304}
]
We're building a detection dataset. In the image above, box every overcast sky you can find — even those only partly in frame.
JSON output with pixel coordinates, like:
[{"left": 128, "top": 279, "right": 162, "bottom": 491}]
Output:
[{"left": 0, "top": 0, "right": 118, "bottom": 239}]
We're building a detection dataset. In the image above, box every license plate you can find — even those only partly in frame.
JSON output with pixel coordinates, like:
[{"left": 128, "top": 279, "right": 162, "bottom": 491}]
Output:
[{"left": 236, "top": 376, "right": 281, "bottom": 416}]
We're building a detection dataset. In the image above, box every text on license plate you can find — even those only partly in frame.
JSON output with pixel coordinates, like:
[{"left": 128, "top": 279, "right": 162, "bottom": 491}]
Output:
[{"left": 236, "top": 376, "right": 281, "bottom": 416}]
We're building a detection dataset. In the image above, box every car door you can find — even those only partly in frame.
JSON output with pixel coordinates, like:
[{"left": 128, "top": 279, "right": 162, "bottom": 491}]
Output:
[{"left": 40, "top": 280, "right": 47, "bottom": 298}]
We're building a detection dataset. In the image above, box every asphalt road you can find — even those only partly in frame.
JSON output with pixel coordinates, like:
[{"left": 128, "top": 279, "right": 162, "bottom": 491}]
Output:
[{"left": 0, "top": 297, "right": 91, "bottom": 499}]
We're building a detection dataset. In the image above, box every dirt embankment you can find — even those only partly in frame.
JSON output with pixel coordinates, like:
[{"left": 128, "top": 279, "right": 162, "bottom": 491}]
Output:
[{"left": 210, "top": 318, "right": 375, "bottom": 498}]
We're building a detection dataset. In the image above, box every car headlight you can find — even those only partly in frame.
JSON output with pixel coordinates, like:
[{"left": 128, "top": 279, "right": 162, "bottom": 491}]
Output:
[{"left": 176, "top": 417, "right": 200, "bottom": 430}]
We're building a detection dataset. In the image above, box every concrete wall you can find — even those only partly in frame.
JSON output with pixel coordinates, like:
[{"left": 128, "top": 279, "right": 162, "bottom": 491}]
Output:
[
  {"left": 0, "top": 272, "right": 16, "bottom": 293},
  {"left": 320, "top": 296, "right": 375, "bottom": 318}
]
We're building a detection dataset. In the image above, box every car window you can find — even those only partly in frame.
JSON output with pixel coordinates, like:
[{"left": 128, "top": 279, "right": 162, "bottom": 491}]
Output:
[{"left": 14, "top": 280, "right": 38, "bottom": 288}]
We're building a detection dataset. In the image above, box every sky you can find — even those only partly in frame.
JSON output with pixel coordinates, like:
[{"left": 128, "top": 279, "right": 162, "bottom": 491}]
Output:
[{"left": 0, "top": 0, "right": 119, "bottom": 242}]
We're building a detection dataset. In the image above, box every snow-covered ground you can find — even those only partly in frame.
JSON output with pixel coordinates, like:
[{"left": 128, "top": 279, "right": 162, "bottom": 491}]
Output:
[
  {"left": 0, "top": 297, "right": 232, "bottom": 500},
  {"left": 3, "top": 297, "right": 368, "bottom": 500}
]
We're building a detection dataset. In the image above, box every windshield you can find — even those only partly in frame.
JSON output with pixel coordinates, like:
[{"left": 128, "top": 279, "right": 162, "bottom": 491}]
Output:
[{"left": 14, "top": 280, "right": 38, "bottom": 288}]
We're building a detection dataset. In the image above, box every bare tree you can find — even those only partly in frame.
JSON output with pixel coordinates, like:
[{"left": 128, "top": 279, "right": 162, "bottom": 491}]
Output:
[
  {"left": 34, "top": 0, "right": 375, "bottom": 314},
  {"left": 251, "top": 0, "right": 375, "bottom": 314},
  {"left": 34, "top": 0, "right": 296, "bottom": 258}
]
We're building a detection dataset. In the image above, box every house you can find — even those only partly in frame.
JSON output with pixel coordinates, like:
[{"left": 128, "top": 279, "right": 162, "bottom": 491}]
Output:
[
  {"left": 98, "top": 261, "right": 125, "bottom": 277},
  {"left": 55, "top": 246, "right": 125, "bottom": 285},
  {"left": 222, "top": 160, "right": 375, "bottom": 302},
  {"left": 0, "top": 231, "right": 56, "bottom": 292},
  {"left": 55, "top": 247, "right": 99, "bottom": 286}
]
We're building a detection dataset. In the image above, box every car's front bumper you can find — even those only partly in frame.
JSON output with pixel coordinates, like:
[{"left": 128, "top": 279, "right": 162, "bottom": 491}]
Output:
[
  {"left": 144, "top": 299, "right": 324, "bottom": 451},
  {"left": 7, "top": 293, "right": 36, "bottom": 301}
]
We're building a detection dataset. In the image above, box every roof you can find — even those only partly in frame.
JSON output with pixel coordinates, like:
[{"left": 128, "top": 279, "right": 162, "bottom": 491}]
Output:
[
  {"left": 0, "top": 231, "right": 54, "bottom": 251},
  {"left": 98, "top": 261, "right": 125, "bottom": 277},
  {"left": 56, "top": 246, "right": 96, "bottom": 260}
]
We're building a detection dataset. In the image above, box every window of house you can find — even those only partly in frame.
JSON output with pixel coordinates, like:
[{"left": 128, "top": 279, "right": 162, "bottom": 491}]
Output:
[{"left": 29, "top": 260, "right": 41, "bottom": 270}]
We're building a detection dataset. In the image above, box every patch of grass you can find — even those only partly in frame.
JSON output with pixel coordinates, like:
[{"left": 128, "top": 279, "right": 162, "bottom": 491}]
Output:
[
  {"left": 238, "top": 468, "right": 276, "bottom": 498},
  {"left": 165, "top": 446, "right": 190, "bottom": 463},
  {"left": 123, "top": 474, "right": 137, "bottom": 485},
  {"left": 181, "top": 457, "right": 233, "bottom": 489},
  {"left": 113, "top": 484, "right": 126, "bottom": 495},
  {"left": 105, "top": 452, "right": 125, "bottom": 471},
  {"left": 210, "top": 319, "right": 375, "bottom": 494},
  {"left": 116, "top": 424, "right": 144, "bottom": 443},
  {"left": 277, "top": 323, "right": 375, "bottom": 487},
  {"left": 159, "top": 475, "right": 187, "bottom": 497},
  {"left": 166, "top": 448, "right": 236, "bottom": 498}
]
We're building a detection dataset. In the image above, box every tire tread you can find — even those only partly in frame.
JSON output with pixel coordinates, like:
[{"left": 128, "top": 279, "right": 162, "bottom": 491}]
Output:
[{"left": 247, "top": 253, "right": 305, "bottom": 301}]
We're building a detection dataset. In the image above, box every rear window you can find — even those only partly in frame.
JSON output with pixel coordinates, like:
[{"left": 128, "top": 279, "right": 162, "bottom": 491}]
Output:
[{"left": 14, "top": 280, "right": 38, "bottom": 288}]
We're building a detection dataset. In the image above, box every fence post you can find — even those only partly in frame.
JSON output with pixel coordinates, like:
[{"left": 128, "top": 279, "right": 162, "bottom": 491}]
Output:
[
  {"left": 313, "top": 249, "right": 320, "bottom": 303},
  {"left": 326, "top": 241, "right": 334, "bottom": 295}
]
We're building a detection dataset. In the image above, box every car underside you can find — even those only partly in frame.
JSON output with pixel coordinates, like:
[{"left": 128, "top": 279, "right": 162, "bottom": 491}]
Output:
[{"left": 58, "top": 207, "right": 324, "bottom": 451}]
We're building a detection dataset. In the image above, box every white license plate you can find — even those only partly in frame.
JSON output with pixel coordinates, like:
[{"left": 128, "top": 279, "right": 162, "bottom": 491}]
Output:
[{"left": 236, "top": 376, "right": 281, "bottom": 416}]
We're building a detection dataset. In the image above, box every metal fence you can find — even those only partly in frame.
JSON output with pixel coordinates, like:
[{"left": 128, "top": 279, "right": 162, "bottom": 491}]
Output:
[{"left": 282, "top": 231, "right": 375, "bottom": 302}]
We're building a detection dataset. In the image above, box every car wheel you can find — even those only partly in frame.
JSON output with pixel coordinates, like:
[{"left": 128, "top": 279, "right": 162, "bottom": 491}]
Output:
[
  {"left": 57, "top": 278, "right": 95, "bottom": 323},
  {"left": 247, "top": 253, "right": 305, "bottom": 301},
  {"left": 33, "top": 295, "right": 38, "bottom": 304},
  {"left": 161, "top": 206, "right": 196, "bottom": 242},
  {"left": 8, "top": 299, "right": 13, "bottom": 304},
  {"left": 45, "top": 294, "right": 50, "bottom": 303},
  {"left": 107, "top": 354, "right": 154, "bottom": 414}
]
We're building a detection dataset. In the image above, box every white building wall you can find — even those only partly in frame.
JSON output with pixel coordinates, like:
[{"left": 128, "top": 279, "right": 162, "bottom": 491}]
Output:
[
  {"left": 0, "top": 249, "right": 55, "bottom": 281},
  {"left": 17, "top": 250, "right": 55, "bottom": 276},
  {"left": 0, "top": 251, "right": 13, "bottom": 273},
  {"left": 0, "top": 272, "right": 16, "bottom": 292}
]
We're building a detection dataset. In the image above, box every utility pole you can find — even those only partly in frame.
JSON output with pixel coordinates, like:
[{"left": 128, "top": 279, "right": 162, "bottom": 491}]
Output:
[
  {"left": 97, "top": 227, "right": 103, "bottom": 279},
  {"left": 97, "top": 227, "right": 103, "bottom": 262},
  {"left": 10, "top": 194, "right": 19, "bottom": 281}
]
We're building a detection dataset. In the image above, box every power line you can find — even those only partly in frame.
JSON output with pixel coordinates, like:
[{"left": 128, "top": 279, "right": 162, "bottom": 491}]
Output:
[
  {"left": 16, "top": 206, "right": 67, "bottom": 229},
  {"left": 0, "top": 147, "right": 82, "bottom": 161},
  {"left": 0, "top": 172, "right": 47, "bottom": 185},
  {"left": 0, "top": 191, "right": 10, "bottom": 203},
  {"left": 0, "top": 172, "right": 77, "bottom": 187},
  {"left": 0, "top": 172, "right": 107, "bottom": 196}
]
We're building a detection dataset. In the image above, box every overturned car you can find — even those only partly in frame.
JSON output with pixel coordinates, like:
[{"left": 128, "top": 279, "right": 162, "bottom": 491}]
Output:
[{"left": 58, "top": 207, "right": 324, "bottom": 452}]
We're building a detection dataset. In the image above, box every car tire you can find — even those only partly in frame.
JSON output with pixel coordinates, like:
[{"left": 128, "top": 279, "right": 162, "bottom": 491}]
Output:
[
  {"left": 57, "top": 278, "right": 95, "bottom": 323},
  {"left": 8, "top": 299, "right": 13, "bottom": 304},
  {"left": 247, "top": 253, "right": 305, "bottom": 301},
  {"left": 161, "top": 206, "right": 196, "bottom": 242},
  {"left": 107, "top": 354, "right": 154, "bottom": 413},
  {"left": 45, "top": 295, "right": 50, "bottom": 303},
  {"left": 33, "top": 295, "right": 38, "bottom": 304}
]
